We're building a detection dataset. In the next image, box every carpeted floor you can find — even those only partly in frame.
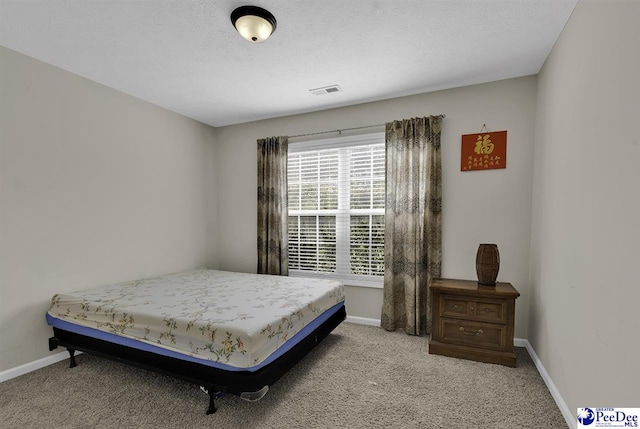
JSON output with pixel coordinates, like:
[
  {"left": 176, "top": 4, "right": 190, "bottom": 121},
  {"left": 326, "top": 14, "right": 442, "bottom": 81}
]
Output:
[{"left": 0, "top": 322, "right": 568, "bottom": 428}]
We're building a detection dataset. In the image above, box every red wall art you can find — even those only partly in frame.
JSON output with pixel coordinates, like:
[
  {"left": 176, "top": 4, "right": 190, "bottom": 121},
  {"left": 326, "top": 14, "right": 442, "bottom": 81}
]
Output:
[{"left": 461, "top": 130, "right": 507, "bottom": 171}]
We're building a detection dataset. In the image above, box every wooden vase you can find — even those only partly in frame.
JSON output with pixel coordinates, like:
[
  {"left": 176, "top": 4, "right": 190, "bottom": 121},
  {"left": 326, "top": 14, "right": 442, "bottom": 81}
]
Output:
[{"left": 476, "top": 244, "right": 500, "bottom": 286}]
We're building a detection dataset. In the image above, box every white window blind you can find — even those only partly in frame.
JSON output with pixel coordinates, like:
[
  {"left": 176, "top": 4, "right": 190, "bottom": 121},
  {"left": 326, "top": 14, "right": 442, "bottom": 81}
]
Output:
[{"left": 287, "top": 133, "right": 385, "bottom": 287}]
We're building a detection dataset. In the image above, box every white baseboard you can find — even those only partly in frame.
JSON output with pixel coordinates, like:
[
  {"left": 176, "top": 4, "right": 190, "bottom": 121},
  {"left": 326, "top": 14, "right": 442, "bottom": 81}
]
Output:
[
  {"left": 518, "top": 338, "right": 575, "bottom": 429},
  {"left": 345, "top": 315, "right": 381, "bottom": 327},
  {"left": 514, "top": 337, "right": 528, "bottom": 347},
  {"left": 0, "top": 351, "right": 79, "bottom": 383}
]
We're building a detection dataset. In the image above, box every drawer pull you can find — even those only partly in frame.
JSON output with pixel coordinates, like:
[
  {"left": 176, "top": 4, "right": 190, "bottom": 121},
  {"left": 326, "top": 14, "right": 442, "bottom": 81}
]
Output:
[
  {"left": 450, "top": 304, "right": 464, "bottom": 310},
  {"left": 483, "top": 308, "right": 494, "bottom": 313},
  {"left": 459, "top": 326, "right": 483, "bottom": 336}
]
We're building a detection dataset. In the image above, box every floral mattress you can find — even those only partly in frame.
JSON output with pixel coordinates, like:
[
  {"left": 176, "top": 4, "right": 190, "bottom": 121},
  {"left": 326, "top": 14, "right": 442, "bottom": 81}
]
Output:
[{"left": 47, "top": 269, "right": 345, "bottom": 371}]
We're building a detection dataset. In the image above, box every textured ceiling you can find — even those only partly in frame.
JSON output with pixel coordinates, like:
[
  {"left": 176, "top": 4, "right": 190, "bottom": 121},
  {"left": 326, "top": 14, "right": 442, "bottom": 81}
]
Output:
[{"left": 0, "top": 0, "right": 578, "bottom": 127}]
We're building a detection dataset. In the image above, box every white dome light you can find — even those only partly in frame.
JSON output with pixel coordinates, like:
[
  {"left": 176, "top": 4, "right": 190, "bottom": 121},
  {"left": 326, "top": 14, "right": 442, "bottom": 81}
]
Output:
[{"left": 231, "top": 6, "right": 277, "bottom": 43}]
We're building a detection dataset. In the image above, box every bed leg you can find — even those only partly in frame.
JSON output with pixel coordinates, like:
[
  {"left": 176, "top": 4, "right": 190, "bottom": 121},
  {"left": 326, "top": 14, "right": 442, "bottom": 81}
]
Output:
[
  {"left": 68, "top": 349, "right": 78, "bottom": 368},
  {"left": 206, "top": 390, "right": 217, "bottom": 415},
  {"left": 48, "top": 337, "right": 59, "bottom": 351}
]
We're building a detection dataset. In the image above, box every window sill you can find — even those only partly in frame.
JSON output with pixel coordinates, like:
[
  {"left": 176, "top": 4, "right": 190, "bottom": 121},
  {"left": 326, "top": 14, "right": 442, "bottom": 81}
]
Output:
[{"left": 288, "top": 271, "right": 384, "bottom": 289}]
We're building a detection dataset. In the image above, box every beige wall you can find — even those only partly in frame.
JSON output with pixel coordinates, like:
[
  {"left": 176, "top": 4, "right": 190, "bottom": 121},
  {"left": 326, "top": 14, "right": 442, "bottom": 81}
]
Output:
[
  {"left": 0, "top": 46, "right": 218, "bottom": 371},
  {"left": 214, "top": 76, "right": 538, "bottom": 333},
  {"left": 530, "top": 0, "right": 640, "bottom": 418}
]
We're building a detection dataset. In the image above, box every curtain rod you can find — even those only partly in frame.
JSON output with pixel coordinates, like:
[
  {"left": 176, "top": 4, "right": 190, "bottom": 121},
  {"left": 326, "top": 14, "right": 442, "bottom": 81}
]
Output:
[
  {"left": 288, "top": 114, "right": 446, "bottom": 139},
  {"left": 288, "top": 123, "right": 384, "bottom": 139}
]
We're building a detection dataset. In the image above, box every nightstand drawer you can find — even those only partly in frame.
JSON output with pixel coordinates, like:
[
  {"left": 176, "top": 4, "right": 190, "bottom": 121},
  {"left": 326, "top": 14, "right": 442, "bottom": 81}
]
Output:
[
  {"left": 474, "top": 301, "right": 505, "bottom": 323},
  {"left": 438, "top": 319, "right": 507, "bottom": 351},
  {"left": 440, "top": 296, "right": 506, "bottom": 324},
  {"left": 441, "top": 297, "right": 469, "bottom": 317}
]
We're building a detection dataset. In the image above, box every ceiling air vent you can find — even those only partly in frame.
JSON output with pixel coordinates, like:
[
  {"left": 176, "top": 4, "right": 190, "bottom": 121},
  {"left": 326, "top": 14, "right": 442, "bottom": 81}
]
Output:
[{"left": 309, "top": 85, "right": 342, "bottom": 96}]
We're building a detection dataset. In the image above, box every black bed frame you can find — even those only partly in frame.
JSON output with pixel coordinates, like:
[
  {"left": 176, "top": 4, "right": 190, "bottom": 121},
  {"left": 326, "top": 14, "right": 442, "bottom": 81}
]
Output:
[{"left": 48, "top": 305, "right": 346, "bottom": 414}]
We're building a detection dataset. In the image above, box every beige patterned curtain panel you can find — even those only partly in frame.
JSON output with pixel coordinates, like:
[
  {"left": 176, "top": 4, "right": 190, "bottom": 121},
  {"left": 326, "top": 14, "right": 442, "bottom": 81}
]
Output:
[
  {"left": 381, "top": 116, "right": 443, "bottom": 335},
  {"left": 257, "top": 136, "right": 289, "bottom": 275}
]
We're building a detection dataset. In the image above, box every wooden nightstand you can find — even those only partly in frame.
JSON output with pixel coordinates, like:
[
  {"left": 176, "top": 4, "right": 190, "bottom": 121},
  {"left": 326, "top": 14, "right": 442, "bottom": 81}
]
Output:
[{"left": 428, "top": 278, "right": 520, "bottom": 367}]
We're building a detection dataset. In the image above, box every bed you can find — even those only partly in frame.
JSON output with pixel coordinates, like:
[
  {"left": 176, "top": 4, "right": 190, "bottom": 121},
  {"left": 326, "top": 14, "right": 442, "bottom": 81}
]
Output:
[{"left": 46, "top": 269, "right": 346, "bottom": 414}]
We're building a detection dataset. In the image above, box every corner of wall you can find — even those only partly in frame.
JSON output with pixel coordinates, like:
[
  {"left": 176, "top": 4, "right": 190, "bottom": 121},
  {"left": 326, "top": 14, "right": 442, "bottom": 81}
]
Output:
[{"left": 205, "top": 125, "right": 220, "bottom": 269}]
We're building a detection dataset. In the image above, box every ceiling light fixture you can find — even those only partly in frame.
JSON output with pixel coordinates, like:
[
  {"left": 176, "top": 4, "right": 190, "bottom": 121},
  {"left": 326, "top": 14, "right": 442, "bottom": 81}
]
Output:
[{"left": 231, "top": 6, "right": 277, "bottom": 43}]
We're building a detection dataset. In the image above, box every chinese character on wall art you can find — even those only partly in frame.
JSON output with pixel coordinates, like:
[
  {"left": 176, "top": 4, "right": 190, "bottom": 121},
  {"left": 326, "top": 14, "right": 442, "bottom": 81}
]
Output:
[{"left": 461, "top": 130, "right": 507, "bottom": 171}]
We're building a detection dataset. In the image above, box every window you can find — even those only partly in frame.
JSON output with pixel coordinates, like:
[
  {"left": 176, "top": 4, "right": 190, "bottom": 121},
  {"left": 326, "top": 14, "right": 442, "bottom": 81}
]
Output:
[{"left": 287, "top": 133, "right": 385, "bottom": 287}]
